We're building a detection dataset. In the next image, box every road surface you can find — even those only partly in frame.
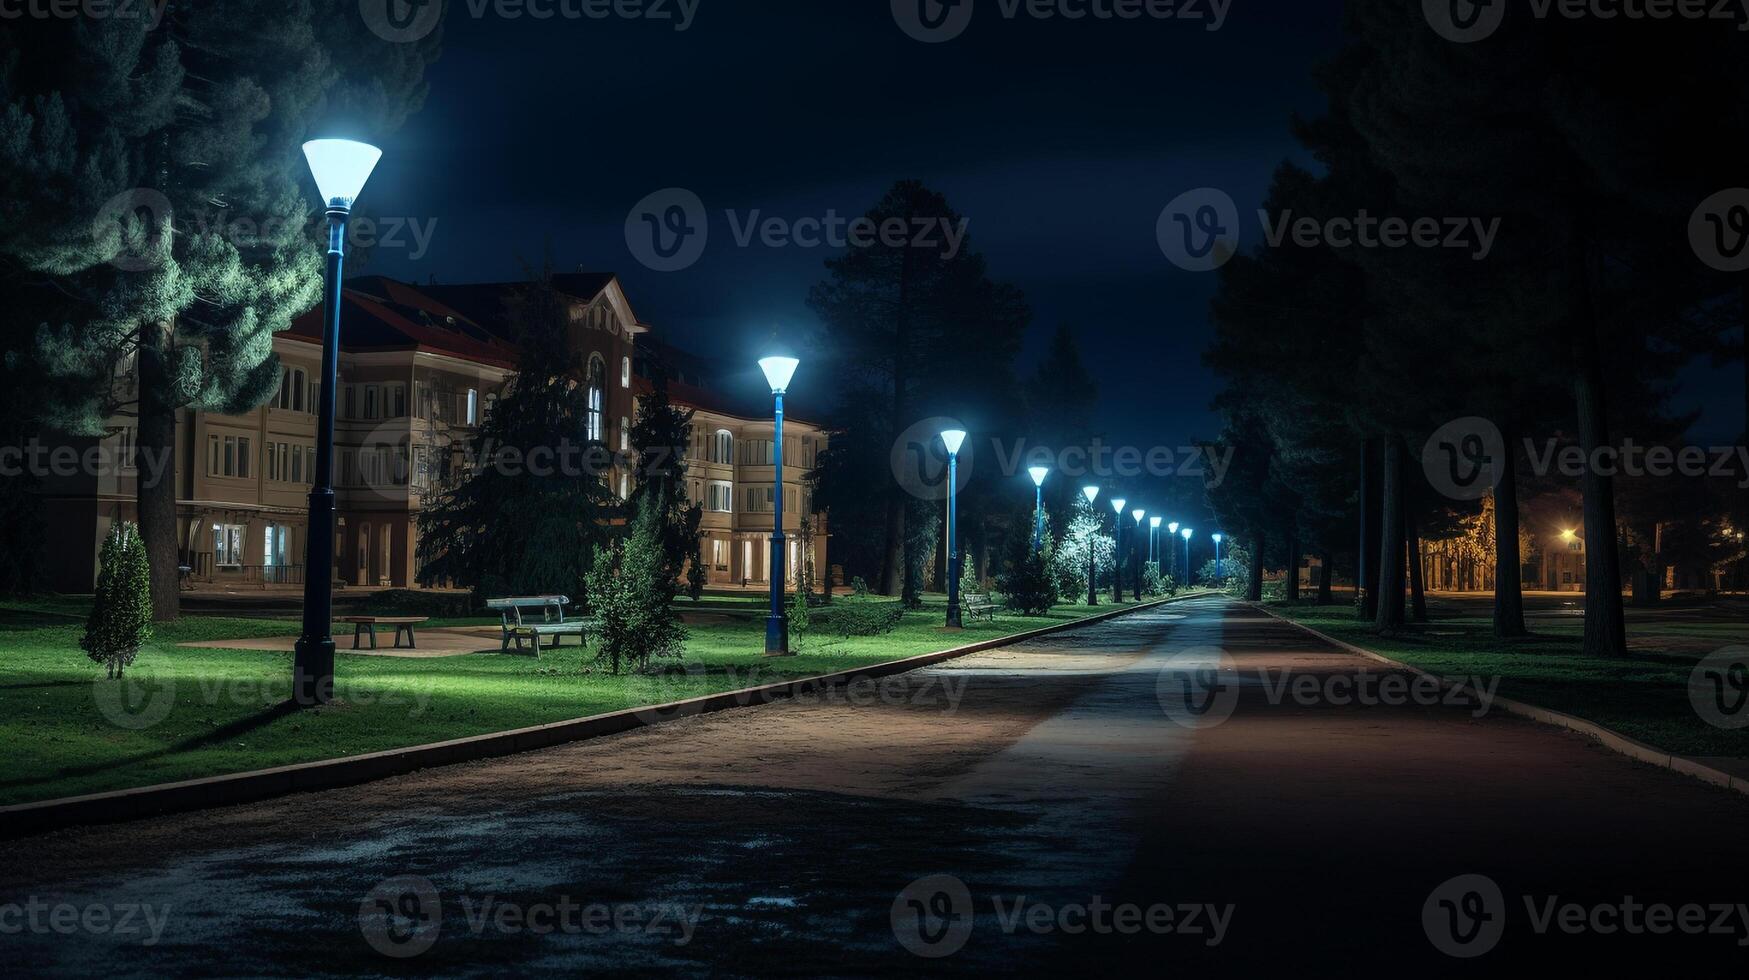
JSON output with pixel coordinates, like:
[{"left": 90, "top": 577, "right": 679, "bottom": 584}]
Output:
[{"left": 4, "top": 597, "right": 1747, "bottom": 975}]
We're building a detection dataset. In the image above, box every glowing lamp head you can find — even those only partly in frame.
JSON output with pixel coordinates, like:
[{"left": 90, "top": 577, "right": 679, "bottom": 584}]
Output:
[
  {"left": 1168, "top": 522, "right": 1179, "bottom": 534},
  {"left": 940, "top": 429, "right": 967, "bottom": 456},
  {"left": 302, "top": 139, "right": 381, "bottom": 210},
  {"left": 1213, "top": 533, "right": 1224, "bottom": 544},
  {"left": 758, "top": 356, "right": 799, "bottom": 394},
  {"left": 1181, "top": 527, "right": 1193, "bottom": 541},
  {"left": 1132, "top": 509, "right": 1145, "bottom": 524},
  {"left": 1028, "top": 466, "right": 1050, "bottom": 488},
  {"left": 1150, "top": 517, "right": 1162, "bottom": 529},
  {"left": 1082, "top": 486, "right": 1100, "bottom": 503},
  {"left": 1111, "top": 497, "right": 1127, "bottom": 515}
]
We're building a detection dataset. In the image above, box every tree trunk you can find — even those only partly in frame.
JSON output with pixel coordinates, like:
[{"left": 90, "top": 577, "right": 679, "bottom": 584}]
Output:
[
  {"left": 137, "top": 322, "right": 181, "bottom": 622},
  {"left": 1246, "top": 531, "right": 1264, "bottom": 602},
  {"left": 1570, "top": 243, "right": 1629, "bottom": 658},
  {"left": 1360, "top": 437, "right": 1382, "bottom": 621},
  {"left": 1316, "top": 550, "right": 1334, "bottom": 605},
  {"left": 1374, "top": 437, "right": 1406, "bottom": 633},
  {"left": 1284, "top": 525, "right": 1301, "bottom": 603},
  {"left": 1492, "top": 424, "right": 1527, "bottom": 637},
  {"left": 1407, "top": 514, "right": 1427, "bottom": 623}
]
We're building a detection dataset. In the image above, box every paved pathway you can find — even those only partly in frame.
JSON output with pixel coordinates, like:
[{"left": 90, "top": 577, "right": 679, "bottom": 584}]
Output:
[{"left": 5, "top": 598, "right": 1747, "bottom": 975}]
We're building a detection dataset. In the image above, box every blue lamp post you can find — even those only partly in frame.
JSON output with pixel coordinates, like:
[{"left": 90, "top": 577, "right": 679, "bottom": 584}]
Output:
[
  {"left": 1081, "top": 485, "right": 1100, "bottom": 606},
  {"left": 1213, "top": 532, "right": 1225, "bottom": 583},
  {"left": 1028, "top": 466, "right": 1050, "bottom": 552},
  {"left": 759, "top": 355, "right": 799, "bottom": 656},
  {"left": 1167, "top": 521, "right": 1180, "bottom": 580},
  {"left": 943, "top": 429, "right": 968, "bottom": 629},
  {"left": 1150, "top": 516, "right": 1162, "bottom": 567},
  {"left": 294, "top": 138, "right": 381, "bottom": 706},
  {"left": 1110, "top": 497, "right": 1127, "bottom": 601},
  {"left": 1181, "top": 527, "right": 1194, "bottom": 587},
  {"left": 1132, "top": 508, "right": 1146, "bottom": 597}
]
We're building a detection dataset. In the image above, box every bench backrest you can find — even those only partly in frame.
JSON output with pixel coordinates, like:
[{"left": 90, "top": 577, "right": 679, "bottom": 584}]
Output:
[{"left": 486, "top": 596, "right": 570, "bottom": 626}]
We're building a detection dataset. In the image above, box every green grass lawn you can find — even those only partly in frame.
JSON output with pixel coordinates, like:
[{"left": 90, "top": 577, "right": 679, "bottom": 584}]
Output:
[
  {"left": 0, "top": 594, "right": 1155, "bottom": 806},
  {"left": 1265, "top": 600, "right": 1748, "bottom": 761}
]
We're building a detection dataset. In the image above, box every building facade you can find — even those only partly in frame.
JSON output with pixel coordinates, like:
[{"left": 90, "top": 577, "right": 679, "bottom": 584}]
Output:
[{"left": 40, "top": 274, "right": 828, "bottom": 595}]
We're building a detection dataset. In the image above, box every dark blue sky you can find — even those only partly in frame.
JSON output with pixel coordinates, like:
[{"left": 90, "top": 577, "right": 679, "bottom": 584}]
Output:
[{"left": 358, "top": 0, "right": 1347, "bottom": 452}]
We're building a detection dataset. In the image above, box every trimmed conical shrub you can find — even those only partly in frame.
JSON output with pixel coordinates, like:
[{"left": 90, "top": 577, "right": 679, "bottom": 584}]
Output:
[{"left": 82, "top": 521, "right": 153, "bottom": 678}]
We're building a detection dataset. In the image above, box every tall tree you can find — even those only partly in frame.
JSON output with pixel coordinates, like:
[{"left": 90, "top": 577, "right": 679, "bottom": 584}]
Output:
[
  {"left": 628, "top": 363, "right": 704, "bottom": 600},
  {"left": 0, "top": 4, "right": 438, "bottom": 619},
  {"left": 808, "top": 180, "right": 1028, "bottom": 595}
]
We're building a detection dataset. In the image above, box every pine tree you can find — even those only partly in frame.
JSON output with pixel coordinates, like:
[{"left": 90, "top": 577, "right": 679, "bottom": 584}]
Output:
[
  {"left": 586, "top": 495, "right": 687, "bottom": 674},
  {"left": 82, "top": 521, "right": 153, "bottom": 679},
  {"left": 627, "top": 363, "right": 704, "bottom": 600},
  {"left": 416, "top": 270, "right": 617, "bottom": 599},
  {"left": 0, "top": 5, "right": 438, "bottom": 620}
]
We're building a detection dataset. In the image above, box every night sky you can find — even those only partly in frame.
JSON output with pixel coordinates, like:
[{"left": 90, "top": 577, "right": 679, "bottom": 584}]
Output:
[{"left": 354, "top": 0, "right": 1740, "bottom": 451}]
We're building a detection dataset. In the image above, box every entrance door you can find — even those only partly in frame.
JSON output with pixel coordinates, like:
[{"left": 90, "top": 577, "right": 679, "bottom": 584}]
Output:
[{"left": 357, "top": 524, "right": 371, "bottom": 587}]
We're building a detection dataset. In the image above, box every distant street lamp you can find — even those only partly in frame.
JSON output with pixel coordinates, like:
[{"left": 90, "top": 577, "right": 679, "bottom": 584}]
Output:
[
  {"left": 1181, "top": 527, "right": 1194, "bottom": 586},
  {"left": 1167, "top": 521, "right": 1180, "bottom": 580},
  {"left": 1110, "top": 497, "right": 1127, "bottom": 601},
  {"left": 1132, "top": 509, "right": 1146, "bottom": 597},
  {"left": 294, "top": 138, "right": 381, "bottom": 707},
  {"left": 759, "top": 355, "right": 799, "bottom": 656},
  {"left": 1213, "top": 532, "right": 1225, "bottom": 582},
  {"left": 1082, "top": 486, "right": 1100, "bottom": 606},
  {"left": 1029, "top": 466, "right": 1050, "bottom": 552},
  {"left": 1150, "top": 516, "right": 1162, "bottom": 565},
  {"left": 943, "top": 429, "right": 968, "bottom": 629}
]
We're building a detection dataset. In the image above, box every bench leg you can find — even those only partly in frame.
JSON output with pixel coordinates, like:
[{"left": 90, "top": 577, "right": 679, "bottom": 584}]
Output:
[{"left": 352, "top": 623, "right": 362, "bottom": 650}]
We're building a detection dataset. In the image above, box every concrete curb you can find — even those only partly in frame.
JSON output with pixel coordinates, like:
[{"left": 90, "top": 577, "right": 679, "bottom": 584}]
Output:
[
  {"left": 1247, "top": 603, "right": 1748, "bottom": 798},
  {"left": 1, "top": 593, "right": 1210, "bottom": 839}
]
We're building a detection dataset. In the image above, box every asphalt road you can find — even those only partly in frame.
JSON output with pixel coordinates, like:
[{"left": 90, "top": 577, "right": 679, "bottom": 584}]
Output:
[{"left": 4, "top": 597, "right": 1747, "bottom": 976}]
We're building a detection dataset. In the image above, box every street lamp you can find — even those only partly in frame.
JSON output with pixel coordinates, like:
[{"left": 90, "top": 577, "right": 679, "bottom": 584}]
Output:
[
  {"left": 1110, "top": 497, "right": 1127, "bottom": 601},
  {"left": 293, "top": 138, "right": 381, "bottom": 706},
  {"left": 1028, "top": 466, "right": 1050, "bottom": 553},
  {"left": 1132, "top": 509, "right": 1146, "bottom": 597},
  {"left": 1081, "top": 486, "right": 1100, "bottom": 606},
  {"left": 1213, "top": 532, "right": 1224, "bottom": 582},
  {"left": 943, "top": 429, "right": 968, "bottom": 629},
  {"left": 759, "top": 355, "right": 799, "bottom": 656},
  {"left": 1167, "top": 521, "right": 1179, "bottom": 580},
  {"left": 1150, "top": 516, "right": 1162, "bottom": 566},
  {"left": 1181, "top": 527, "right": 1194, "bottom": 587}
]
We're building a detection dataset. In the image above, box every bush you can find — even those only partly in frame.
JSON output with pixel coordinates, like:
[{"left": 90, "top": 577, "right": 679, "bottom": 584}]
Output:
[
  {"left": 997, "top": 534, "right": 1059, "bottom": 616},
  {"left": 586, "top": 497, "right": 687, "bottom": 674},
  {"left": 82, "top": 521, "right": 152, "bottom": 678},
  {"left": 1141, "top": 561, "right": 1176, "bottom": 597},
  {"left": 789, "top": 587, "right": 811, "bottom": 633},
  {"left": 827, "top": 599, "right": 905, "bottom": 637},
  {"left": 850, "top": 576, "right": 870, "bottom": 598}
]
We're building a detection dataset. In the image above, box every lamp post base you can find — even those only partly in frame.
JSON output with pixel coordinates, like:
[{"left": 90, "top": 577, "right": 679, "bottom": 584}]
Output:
[
  {"left": 292, "top": 637, "right": 335, "bottom": 706},
  {"left": 946, "top": 601, "right": 963, "bottom": 629},
  {"left": 764, "top": 614, "right": 792, "bottom": 657}
]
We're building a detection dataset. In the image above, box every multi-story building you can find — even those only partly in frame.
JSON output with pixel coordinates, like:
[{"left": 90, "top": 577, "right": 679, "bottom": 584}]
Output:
[{"left": 40, "top": 273, "right": 829, "bottom": 595}]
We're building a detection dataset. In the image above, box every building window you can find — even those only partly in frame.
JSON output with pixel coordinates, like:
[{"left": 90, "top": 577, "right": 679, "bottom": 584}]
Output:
[
  {"left": 207, "top": 435, "right": 219, "bottom": 477},
  {"left": 706, "top": 481, "right": 733, "bottom": 513},
  {"left": 279, "top": 370, "right": 292, "bottom": 410},
  {"left": 278, "top": 444, "right": 289, "bottom": 483},
  {"left": 389, "top": 384, "right": 406, "bottom": 419},
  {"left": 223, "top": 436, "right": 236, "bottom": 477},
  {"left": 619, "top": 472, "right": 629, "bottom": 499},
  {"left": 364, "top": 384, "right": 379, "bottom": 420},
  {"left": 744, "top": 486, "right": 774, "bottom": 513},
  {"left": 621, "top": 355, "right": 631, "bottom": 388},
  {"left": 237, "top": 437, "right": 251, "bottom": 479},
  {"left": 741, "top": 439, "right": 773, "bottom": 465},
  {"left": 213, "top": 523, "right": 245, "bottom": 567},
  {"left": 293, "top": 370, "right": 306, "bottom": 413},
  {"left": 712, "top": 429, "right": 733, "bottom": 464},
  {"left": 710, "top": 538, "right": 728, "bottom": 570},
  {"left": 620, "top": 417, "right": 630, "bottom": 452},
  {"left": 586, "top": 356, "right": 605, "bottom": 442},
  {"left": 466, "top": 388, "right": 479, "bottom": 426},
  {"left": 292, "top": 445, "right": 303, "bottom": 484}
]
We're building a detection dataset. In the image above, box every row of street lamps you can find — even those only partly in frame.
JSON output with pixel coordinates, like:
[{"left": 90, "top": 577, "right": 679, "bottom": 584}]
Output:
[{"left": 936, "top": 429, "right": 1221, "bottom": 629}]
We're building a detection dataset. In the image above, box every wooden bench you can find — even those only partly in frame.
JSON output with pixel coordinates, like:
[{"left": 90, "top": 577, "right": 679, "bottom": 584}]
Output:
[
  {"left": 961, "top": 591, "right": 997, "bottom": 623},
  {"left": 486, "top": 596, "right": 594, "bottom": 655},
  {"left": 340, "top": 616, "right": 428, "bottom": 650}
]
